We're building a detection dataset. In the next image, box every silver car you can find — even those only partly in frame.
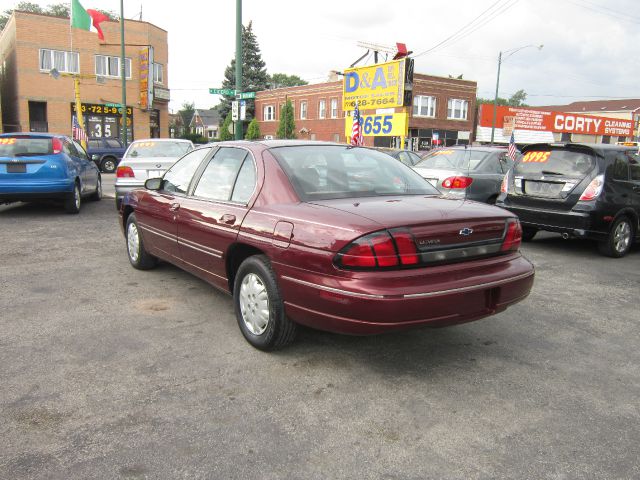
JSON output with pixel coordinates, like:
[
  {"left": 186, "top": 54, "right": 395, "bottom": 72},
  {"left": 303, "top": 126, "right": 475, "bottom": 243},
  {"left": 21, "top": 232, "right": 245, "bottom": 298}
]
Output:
[
  {"left": 115, "top": 138, "right": 193, "bottom": 208},
  {"left": 412, "top": 146, "right": 516, "bottom": 204}
]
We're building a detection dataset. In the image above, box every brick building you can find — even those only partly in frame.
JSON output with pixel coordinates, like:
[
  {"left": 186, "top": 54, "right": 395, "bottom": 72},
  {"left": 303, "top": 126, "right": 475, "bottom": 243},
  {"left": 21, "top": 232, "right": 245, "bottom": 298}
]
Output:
[
  {"left": 254, "top": 73, "right": 477, "bottom": 150},
  {"left": 0, "top": 11, "right": 170, "bottom": 141}
]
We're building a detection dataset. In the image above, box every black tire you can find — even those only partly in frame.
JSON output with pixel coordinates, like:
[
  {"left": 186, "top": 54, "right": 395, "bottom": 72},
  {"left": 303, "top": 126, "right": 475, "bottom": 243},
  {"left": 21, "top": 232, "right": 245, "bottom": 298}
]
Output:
[
  {"left": 233, "top": 255, "right": 297, "bottom": 351},
  {"left": 521, "top": 227, "right": 538, "bottom": 242},
  {"left": 125, "top": 213, "right": 157, "bottom": 270},
  {"left": 89, "top": 175, "right": 102, "bottom": 201},
  {"left": 487, "top": 195, "right": 498, "bottom": 205},
  {"left": 64, "top": 182, "right": 81, "bottom": 214},
  {"left": 100, "top": 157, "right": 117, "bottom": 174},
  {"left": 598, "top": 216, "right": 634, "bottom": 258}
]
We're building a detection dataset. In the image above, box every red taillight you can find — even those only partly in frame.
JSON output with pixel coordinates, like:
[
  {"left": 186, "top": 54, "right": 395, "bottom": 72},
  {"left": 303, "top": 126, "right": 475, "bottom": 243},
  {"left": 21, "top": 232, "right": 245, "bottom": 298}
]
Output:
[
  {"left": 579, "top": 174, "right": 604, "bottom": 201},
  {"left": 337, "top": 229, "right": 419, "bottom": 269},
  {"left": 442, "top": 176, "right": 473, "bottom": 189},
  {"left": 52, "top": 138, "right": 62, "bottom": 154},
  {"left": 501, "top": 219, "right": 522, "bottom": 252},
  {"left": 116, "top": 166, "right": 135, "bottom": 178}
]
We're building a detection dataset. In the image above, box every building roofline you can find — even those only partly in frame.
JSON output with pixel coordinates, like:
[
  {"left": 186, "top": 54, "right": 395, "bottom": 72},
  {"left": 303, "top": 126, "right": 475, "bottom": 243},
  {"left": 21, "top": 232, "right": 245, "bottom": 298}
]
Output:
[{"left": 11, "top": 9, "right": 167, "bottom": 33}]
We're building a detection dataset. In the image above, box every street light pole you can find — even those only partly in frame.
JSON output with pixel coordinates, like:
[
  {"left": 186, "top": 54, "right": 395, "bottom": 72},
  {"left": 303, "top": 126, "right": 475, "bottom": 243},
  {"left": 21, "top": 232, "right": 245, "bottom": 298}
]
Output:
[{"left": 489, "top": 44, "right": 543, "bottom": 146}]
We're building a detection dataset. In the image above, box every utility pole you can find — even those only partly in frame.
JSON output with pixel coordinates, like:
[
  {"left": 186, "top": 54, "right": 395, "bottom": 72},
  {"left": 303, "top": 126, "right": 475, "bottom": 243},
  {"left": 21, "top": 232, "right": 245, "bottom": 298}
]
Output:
[
  {"left": 120, "top": 0, "right": 128, "bottom": 145},
  {"left": 235, "top": 0, "right": 242, "bottom": 140}
]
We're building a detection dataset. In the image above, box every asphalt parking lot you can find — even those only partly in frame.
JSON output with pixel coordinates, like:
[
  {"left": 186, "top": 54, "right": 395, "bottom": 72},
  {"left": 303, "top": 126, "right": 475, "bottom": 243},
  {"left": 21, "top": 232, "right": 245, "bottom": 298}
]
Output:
[{"left": 1, "top": 181, "right": 639, "bottom": 480}]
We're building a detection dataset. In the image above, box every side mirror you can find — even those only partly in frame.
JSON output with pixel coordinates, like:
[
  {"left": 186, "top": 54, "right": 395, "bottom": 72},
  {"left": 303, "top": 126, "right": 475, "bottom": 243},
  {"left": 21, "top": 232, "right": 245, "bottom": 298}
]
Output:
[{"left": 145, "top": 177, "right": 162, "bottom": 190}]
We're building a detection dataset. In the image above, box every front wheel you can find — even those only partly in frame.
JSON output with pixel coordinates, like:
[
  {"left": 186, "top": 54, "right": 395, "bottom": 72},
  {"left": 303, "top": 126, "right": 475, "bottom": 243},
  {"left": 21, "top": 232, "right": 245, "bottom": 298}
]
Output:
[
  {"left": 64, "top": 182, "right": 81, "bottom": 214},
  {"left": 101, "top": 157, "right": 117, "bottom": 174},
  {"left": 125, "top": 213, "right": 157, "bottom": 269},
  {"left": 598, "top": 216, "right": 633, "bottom": 258},
  {"left": 233, "top": 255, "right": 297, "bottom": 351}
]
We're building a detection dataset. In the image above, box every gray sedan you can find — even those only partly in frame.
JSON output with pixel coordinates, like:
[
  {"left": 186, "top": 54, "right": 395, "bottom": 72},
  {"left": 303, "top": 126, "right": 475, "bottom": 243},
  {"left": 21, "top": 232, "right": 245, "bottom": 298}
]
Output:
[{"left": 412, "top": 146, "right": 516, "bottom": 204}]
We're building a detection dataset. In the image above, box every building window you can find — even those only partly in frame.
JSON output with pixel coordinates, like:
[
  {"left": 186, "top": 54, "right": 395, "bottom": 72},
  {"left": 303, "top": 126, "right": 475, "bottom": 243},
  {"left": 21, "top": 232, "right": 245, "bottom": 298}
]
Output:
[
  {"left": 447, "top": 99, "right": 468, "bottom": 120},
  {"left": 39, "top": 49, "right": 79, "bottom": 74},
  {"left": 300, "top": 101, "right": 307, "bottom": 120},
  {"left": 263, "top": 105, "right": 274, "bottom": 121},
  {"left": 153, "top": 63, "right": 164, "bottom": 84},
  {"left": 319, "top": 100, "right": 326, "bottom": 119},
  {"left": 95, "top": 55, "right": 131, "bottom": 78},
  {"left": 331, "top": 98, "right": 338, "bottom": 118},
  {"left": 413, "top": 95, "right": 436, "bottom": 117}
]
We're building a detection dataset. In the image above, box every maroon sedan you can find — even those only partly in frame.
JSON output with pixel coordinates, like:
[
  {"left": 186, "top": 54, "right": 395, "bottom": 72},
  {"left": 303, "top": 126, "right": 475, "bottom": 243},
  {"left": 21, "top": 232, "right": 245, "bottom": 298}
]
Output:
[{"left": 119, "top": 141, "right": 534, "bottom": 350}]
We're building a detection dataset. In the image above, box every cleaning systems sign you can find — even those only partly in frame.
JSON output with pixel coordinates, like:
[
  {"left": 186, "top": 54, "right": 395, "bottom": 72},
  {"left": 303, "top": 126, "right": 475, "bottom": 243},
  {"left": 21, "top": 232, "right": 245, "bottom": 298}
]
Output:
[
  {"left": 342, "top": 58, "right": 406, "bottom": 111},
  {"left": 479, "top": 105, "right": 633, "bottom": 136}
]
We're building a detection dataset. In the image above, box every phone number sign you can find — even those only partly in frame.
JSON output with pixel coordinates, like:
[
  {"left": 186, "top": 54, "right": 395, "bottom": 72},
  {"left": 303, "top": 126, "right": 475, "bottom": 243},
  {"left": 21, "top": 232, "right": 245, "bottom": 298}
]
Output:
[
  {"left": 343, "top": 58, "right": 406, "bottom": 111},
  {"left": 344, "top": 112, "right": 408, "bottom": 137}
]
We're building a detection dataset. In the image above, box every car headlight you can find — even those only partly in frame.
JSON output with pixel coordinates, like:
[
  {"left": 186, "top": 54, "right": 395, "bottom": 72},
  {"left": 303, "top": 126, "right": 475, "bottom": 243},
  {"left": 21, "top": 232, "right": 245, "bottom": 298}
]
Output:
[{"left": 91, "top": 154, "right": 99, "bottom": 160}]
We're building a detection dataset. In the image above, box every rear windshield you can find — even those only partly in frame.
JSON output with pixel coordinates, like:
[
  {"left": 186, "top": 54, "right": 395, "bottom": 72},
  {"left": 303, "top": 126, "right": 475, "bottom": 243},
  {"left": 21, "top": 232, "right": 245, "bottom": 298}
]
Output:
[
  {"left": 0, "top": 137, "right": 52, "bottom": 156},
  {"left": 416, "top": 149, "right": 491, "bottom": 170},
  {"left": 514, "top": 149, "right": 595, "bottom": 178},
  {"left": 126, "top": 141, "right": 192, "bottom": 158},
  {"left": 270, "top": 145, "right": 439, "bottom": 201}
]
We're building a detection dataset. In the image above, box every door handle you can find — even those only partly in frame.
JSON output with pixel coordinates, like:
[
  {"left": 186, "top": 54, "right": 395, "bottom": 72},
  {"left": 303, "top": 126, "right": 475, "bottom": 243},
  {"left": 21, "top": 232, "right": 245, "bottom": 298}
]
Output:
[
  {"left": 221, "top": 214, "right": 236, "bottom": 224},
  {"left": 169, "top": 203, "right": 180, "bottom": 212}
]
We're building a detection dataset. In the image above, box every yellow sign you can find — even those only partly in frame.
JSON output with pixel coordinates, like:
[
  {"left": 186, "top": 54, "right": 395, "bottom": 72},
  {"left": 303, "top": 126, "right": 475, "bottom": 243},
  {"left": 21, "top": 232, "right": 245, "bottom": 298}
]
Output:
[
  {"left": 342, "top": 58, "right": 406, "bottom": 111},
  {"left": 345, "top": 112, "right": 408, "bottom": 137}
]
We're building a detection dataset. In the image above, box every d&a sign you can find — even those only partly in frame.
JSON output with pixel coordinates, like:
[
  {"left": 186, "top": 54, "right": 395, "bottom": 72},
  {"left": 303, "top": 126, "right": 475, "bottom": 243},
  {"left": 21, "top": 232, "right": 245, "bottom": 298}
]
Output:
[{"left": 342, "top": 58, "right": 407, "bottom": 111}]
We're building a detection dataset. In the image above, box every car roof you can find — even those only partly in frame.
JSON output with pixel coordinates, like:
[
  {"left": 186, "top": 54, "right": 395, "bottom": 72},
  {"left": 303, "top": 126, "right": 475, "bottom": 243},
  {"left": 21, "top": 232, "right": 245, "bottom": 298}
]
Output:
[
  {"left": 432, "top": 145, "right": 507, "bottom": 152},
  {"left": 522, "top": 142, "right": 638, "bottom": 154},
  {"left": 0, "top": 132, "right": 63, "bottom": 139},
  {"left": 130, "top": 138, "right": 193, "bottom": 143}
]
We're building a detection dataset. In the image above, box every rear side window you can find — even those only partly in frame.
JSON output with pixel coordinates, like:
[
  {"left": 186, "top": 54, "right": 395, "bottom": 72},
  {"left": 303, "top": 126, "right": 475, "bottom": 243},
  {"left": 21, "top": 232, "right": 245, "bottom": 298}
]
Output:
[
  {"left": 610, "top": 155, "right": 629, "bottom": 180},
  {"left": 515, "top": 149, "right": 595, "bottom": 178},
  {"left": 0, "top": 137, "right": 52, "bottom": 156},
  {"left": 628, "top": 152, "right": 640, "bottom": 181}
]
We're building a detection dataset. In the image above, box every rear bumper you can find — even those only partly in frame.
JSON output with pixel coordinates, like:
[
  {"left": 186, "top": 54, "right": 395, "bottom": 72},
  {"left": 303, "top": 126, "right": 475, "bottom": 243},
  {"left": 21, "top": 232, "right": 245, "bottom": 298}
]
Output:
[
  {"left": 497, "top": 203, "right": 608, "bottom": 240},
  {"left": 115, "top": 183, "right": 142, "bottom": 209},
  {"left": 0, "top": 179, "right": 74, "bottom": 202},
  {"left": 276, "top": 254, "right": 535, "bottom": 335}
]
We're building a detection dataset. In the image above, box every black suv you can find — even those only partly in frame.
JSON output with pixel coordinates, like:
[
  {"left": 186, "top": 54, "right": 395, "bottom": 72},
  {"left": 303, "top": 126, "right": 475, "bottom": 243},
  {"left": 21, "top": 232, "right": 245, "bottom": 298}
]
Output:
[
  {"left": 497, "top": 143, "right": 640, "bottom": 257},
  {"left": 87, "top": 138, "right": 126, "bottom": 173}
]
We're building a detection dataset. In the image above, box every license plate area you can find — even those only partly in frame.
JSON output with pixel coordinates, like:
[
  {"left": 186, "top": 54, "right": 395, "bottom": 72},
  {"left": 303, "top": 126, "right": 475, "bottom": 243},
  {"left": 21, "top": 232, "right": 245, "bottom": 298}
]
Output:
[
  {"left": 147, "top": 170, "right": 164, "bottom": 179},
  {"left": 524, "top": 180, "right": 563, "bottom": 197},
  {"left": 7, "top": 163, "right": 26, "bottom": 173}
]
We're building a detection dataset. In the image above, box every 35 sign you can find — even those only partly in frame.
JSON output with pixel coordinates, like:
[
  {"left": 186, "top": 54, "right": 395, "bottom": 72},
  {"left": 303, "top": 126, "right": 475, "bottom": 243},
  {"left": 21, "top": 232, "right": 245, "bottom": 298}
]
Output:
[{"left": 344, "top": 112, "right": 408, "bottom": 138}]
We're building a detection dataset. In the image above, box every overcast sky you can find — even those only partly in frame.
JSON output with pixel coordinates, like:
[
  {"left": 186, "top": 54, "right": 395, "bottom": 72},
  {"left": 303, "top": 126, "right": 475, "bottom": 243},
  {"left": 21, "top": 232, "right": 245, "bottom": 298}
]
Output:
[{"left": 2, "top": 0, "right": 639, "bottom": 112}]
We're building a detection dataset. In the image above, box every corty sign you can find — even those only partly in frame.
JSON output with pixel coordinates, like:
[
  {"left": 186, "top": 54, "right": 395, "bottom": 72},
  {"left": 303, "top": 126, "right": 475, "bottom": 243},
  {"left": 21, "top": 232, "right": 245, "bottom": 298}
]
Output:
[{"left": 342, "top": 58, "right": 406, "bottom": 111}]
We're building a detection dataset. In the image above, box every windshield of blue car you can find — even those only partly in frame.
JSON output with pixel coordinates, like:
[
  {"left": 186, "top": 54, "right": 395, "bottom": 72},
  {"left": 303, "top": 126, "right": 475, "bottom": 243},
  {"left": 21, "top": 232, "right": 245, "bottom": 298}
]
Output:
[
  {"left": 126, "top": 141, "right": 191, "bottom": 158},
  {"left": 415, "top": 149, "right": 489, "bottom": 170},
  {"left": 270, "top": 145, "right": 439, "bottom": 201},
  {"left": 0, "top": 137, "right": 53, "bottom": 156}
]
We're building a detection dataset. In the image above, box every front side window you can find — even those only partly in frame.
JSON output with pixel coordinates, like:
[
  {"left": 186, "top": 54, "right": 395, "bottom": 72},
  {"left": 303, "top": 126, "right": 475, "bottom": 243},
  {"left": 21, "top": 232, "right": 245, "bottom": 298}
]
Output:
[
  {"left": 319, "top": 100, "right": 326, "bottom": 119},
  {"left": 153, "top": 63, "right": 164, "bottom": 84},
  {"left": 264, "top": 105, "right": 274, "bottom": 121},
  {"left": 39, "top": 49, "right": 79, "bottom": 74},
  {"left": 161, "top": 147, "right": 212, "bottom": 195},
  {"left": 95, "top": 55, "right": 132, "bottom": 78},
  {"left": 300, "top": 101, "right": 307, "bottom": 120},
  {"left": 447, "top": 99, "right": 468, "bottom": 120},
  {"left": 413, "top": 95, "right": 436, "bottom": 117},
  {"left": 331, "top": 98, "right": 338, "bottom": 118},
  {"left": 194, "top": 147, "right": 249, "bottom": 202}
]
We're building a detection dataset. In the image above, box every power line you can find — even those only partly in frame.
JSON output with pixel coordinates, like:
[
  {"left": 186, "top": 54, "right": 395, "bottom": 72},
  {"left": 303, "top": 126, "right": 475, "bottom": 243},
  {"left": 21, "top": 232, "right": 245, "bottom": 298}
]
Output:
[{"left": 565, "top": 0, "right": 640, "bottom": 24}]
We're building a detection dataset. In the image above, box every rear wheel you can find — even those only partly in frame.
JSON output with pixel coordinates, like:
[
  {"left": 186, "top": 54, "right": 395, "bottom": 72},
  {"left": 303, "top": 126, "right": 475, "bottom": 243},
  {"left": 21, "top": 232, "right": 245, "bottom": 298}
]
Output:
[
  {"left": 101, "top": 157, "right": 117, "bottom": 174},
  {"left": 521, "top": 227, "right": 537, "bottom": 242},
  {"left": 126, "top": 213, "right": 157, "bottom": 269},
  {"left": 598, "top": 216, "right": 633, "bottom": 258},
  {"left": 64, "top": 182, "right": 81, "bottom": 214},
  {"left": 233, "top": 255, "right": 297, "bottom": 351}
]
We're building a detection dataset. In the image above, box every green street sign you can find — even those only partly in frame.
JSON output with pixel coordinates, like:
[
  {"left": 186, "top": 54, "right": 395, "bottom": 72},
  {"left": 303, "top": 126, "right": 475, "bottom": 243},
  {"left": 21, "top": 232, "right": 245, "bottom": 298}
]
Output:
[
  {"left": 237, "top": 91, "right": 256, "bottom": 100},
  {"left": 209, "top": 88, "right": 236, "bottom": 95}
]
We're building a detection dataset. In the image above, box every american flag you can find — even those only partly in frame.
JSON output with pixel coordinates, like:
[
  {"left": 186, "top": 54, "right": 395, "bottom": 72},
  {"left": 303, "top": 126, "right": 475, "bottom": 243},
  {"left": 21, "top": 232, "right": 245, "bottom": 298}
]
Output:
[
  {"left": 72, "top": 115, "right": 88, "bottom": 144},
  {"left": 350, "top": 102, "right": 363, "bottom": 146},
  {"left": 507, "top": 131, "right": 517, "bottom": 160}
]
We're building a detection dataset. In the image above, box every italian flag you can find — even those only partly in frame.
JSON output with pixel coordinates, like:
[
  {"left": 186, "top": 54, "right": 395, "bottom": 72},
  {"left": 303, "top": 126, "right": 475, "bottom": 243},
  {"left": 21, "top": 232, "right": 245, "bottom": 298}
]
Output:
[{"left": 70, "top": 0, "right": 109, "bottom": 41}]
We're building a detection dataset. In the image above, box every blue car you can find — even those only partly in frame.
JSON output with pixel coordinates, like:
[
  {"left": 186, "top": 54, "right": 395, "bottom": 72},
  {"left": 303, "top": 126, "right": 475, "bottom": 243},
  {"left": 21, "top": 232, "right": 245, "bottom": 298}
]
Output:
[{"left": 0, "top": 133, "right": 102, "bottom": 213}]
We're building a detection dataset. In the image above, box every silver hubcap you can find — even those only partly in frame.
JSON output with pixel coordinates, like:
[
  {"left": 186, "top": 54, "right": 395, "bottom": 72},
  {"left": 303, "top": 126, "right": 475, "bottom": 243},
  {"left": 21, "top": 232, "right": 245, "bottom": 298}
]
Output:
[
  {"left": 613, "top": 221, "right": 631, "bottom": 253},
  {"left": 127, "top": 222, "right": 140, "bottom": 262},
  {"left": 105, "top": 160, "right": 115, "bottom": 171},
  {"left": 239, "top": 273, "right": 270, "bottom": 335}
]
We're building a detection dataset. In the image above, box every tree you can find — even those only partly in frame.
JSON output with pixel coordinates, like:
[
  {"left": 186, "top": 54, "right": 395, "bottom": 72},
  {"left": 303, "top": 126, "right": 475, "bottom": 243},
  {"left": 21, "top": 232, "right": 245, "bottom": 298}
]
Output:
[
  {"left": 268, "top": 73, "right": 308, "bottom": 89},
  {"left": 219, "top": 112, "right": 234, "bottom": 141},
  {"left": 477, "top": 89, "right": 528, "bottom": 107},
  {"left": 276, "top": 99, "right": 296, "bottom": 139},
  {"left": 245, "top": 117, "right": 261, "bottom": 140},
  {"left": 219, "top": 21, "right": 269, "bottom": 122}
]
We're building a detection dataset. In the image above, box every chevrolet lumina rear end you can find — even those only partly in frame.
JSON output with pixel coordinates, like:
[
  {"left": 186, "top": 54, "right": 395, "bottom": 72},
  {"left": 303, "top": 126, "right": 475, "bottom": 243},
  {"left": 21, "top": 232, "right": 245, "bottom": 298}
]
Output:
[{"left": 497, "top": 143, "right": 607, "bottom": 239}]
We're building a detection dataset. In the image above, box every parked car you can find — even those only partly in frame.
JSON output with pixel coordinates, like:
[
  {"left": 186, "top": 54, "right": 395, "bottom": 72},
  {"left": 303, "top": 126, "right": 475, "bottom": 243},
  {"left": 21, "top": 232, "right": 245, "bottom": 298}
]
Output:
[
  {"left": 114, "top": 138, "right": 193, "bottom": 209},
  {"left": 87, "top": 137, "right": 126, "bottom": 173},
  {"left": 497, "top": 142, "right": 640, "bottom": 257},
  {"left": 119, "top": 140, "right": 534, "bottom": 350},
  {"left": 0, "top": 133, "right": 101, "bottom": 213},
  {"left": 412, "top": 146, "right": 515, "bottom": 203},
  {"left": 374, "top": 148, "right": 423, "bottom": 166}
]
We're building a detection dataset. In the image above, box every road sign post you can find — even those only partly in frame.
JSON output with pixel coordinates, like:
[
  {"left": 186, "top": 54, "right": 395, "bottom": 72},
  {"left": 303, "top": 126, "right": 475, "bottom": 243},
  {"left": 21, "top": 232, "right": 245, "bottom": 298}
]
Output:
[{"left": 232, "top": 101, "right": 239, "bottom": 122}]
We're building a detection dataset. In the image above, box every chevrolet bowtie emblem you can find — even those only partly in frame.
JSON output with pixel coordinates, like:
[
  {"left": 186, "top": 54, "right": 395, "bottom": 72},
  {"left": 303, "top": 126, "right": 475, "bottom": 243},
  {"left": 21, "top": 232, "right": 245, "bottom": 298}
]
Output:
[{"left": 459, "top": 227, "right": 473, "bottom": 236}]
